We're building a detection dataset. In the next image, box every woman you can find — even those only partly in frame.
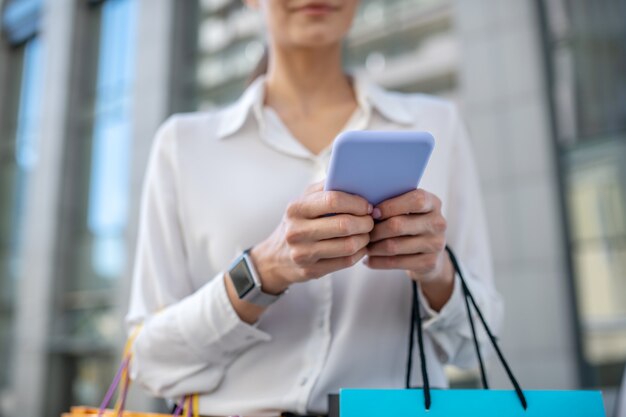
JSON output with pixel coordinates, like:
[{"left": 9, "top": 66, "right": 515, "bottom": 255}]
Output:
[{"left": 126, "top": 1, "right": 503, "bottom": 416}]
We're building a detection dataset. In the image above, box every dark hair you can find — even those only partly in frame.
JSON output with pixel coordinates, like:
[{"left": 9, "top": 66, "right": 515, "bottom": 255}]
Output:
[{"left": 246, "top": 47, "right": 269, "bottom": 85}]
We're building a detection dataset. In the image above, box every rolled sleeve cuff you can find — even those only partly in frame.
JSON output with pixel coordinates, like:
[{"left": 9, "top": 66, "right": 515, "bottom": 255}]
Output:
[
  {"left": 176, "top": 272, "right": 271, "bottom": 359},
  {"left": 419, "top": 272, "right": 466, "bottom": 332}
]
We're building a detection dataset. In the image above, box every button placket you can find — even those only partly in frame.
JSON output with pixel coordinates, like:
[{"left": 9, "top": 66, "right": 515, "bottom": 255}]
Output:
[{"left": 297, "top": 276, "right": 333, "bottom": 414}]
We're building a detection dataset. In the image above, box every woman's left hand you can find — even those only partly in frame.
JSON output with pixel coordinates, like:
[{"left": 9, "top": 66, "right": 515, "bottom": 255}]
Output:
[{"left": 364, "top": 189, "right": 455, "bottom": 309}]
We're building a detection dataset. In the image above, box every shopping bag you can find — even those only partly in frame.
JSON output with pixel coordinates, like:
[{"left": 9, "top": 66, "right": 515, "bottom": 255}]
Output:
[
  {"left": 340, "top": 389, "right": 604, "bottom": 416},
  {"left": 340, "top": 246, "right": 606, "bottom": 417},
  {"left": 61, "top": 326, "right": 200, "bottom": 417}
]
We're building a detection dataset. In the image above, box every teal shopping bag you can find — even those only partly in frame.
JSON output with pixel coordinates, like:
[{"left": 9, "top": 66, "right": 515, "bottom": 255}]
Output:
[
  {"left": 340, "top": 389, "right": 605, "bottom": 416},
  {"left": 339, "top": 247, "right": 606, "bottom": 417}
]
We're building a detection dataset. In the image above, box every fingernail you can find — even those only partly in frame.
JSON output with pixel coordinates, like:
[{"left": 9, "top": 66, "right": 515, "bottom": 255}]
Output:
[
  {"left": 367, "top": 204, "right": 373, "bottom": 214},
  {"left": 372, "top": 208, "right": 381, "bottom": 219}
]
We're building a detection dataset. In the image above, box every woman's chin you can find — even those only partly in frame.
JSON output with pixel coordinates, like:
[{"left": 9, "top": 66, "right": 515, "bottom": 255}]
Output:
[{"left": 290, "top": 29, "right": 343, "bottom": 48}]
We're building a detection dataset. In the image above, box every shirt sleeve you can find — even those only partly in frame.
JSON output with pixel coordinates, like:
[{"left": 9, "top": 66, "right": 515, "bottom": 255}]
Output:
[
  {"left": 126, "top": 116, "right": 271, "bottom": 398},
  {"left": 418, "top": 105, "right": 504, "bottom": 369}
]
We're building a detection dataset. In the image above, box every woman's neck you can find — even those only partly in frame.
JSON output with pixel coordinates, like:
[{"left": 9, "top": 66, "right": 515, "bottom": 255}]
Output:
[{"left": 264, "top": 43, "right": 355, "bottom": 114}]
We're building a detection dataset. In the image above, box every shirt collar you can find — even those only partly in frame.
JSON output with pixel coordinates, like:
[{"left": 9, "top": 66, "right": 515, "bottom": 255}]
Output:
[
  {"left": 215, "top": 75, "right": 266, "bottom": 139},
  {"left": 352, "top": 74, "right": 415, "bottom": 126},
  {"left": 215, "top": 73, "right": 415, "bottom": 140}
]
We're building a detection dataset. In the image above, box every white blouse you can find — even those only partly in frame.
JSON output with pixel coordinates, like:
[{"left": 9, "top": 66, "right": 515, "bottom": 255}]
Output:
[{"left": 126, "top": 74, "right": 503, "bottom": 417}]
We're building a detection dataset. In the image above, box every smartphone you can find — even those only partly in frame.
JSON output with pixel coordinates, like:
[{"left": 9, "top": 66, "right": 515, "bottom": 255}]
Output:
[{"left": 324, "top": 130, "right": 434, "bottom": 206}]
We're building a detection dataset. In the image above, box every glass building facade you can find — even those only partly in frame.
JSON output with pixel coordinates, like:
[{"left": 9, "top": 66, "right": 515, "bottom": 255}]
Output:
[{"left": 540, "top": 0, "right": 626, "bottom": 388}]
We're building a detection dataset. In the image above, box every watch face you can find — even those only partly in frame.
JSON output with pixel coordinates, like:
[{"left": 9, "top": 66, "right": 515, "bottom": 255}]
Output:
[{"left": 230, "top": 258, "right": 255, "bottom": 298}]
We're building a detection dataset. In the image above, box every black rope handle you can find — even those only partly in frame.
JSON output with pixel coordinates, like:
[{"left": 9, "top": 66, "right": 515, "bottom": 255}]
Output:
[
  {"left": 405, "top": 282, "right": 416, "bottom": 389},
  {"left": 405, "top": 281, "right": 431, "bottom": 409},
  {"left": 448, "top": 247, "right": 528, "bottom": 409},
  {"left": 460, "top": 261, "right": 490, "bottom": 389},
  {"left": 405, "top": 246, "right": 528, "bottom": 411}
]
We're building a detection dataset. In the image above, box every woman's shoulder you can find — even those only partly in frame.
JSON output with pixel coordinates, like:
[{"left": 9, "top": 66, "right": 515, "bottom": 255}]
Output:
[
  {"left": 147, "top": 110, "right": 233, "bottom": 165},
  {"left": 156, "top": 109, "right": 225, "bottom": 142},
  {"left": 403, "top": 92, "right": 462, "bottom": 131}
]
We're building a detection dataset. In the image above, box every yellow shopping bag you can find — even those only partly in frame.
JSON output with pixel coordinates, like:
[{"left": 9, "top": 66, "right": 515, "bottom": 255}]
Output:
[{"left": 62, "top": 405, "right": 176, "bottom": 417}]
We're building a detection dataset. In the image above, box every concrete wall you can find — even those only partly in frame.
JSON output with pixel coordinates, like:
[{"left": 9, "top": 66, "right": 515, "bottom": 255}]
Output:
[{"left": 453, "top": 0, "right": 580, "bottom": 389}]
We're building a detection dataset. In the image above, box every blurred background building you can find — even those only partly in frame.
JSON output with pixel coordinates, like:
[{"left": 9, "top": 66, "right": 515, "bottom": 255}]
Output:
[{"left": 0, "top": 0, "right": 625, "bottom": 416}]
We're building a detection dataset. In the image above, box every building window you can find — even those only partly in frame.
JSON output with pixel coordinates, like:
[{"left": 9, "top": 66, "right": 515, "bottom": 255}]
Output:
[
  {"left": 541, "top": 0, "right": 626, "bottom": 389},
  {"left": 545, "top": 0, "right": 626, "bottom": 146},
  {"left": 1, "top": 0, "right": 43, "bottom": 45},
  {"left": 88, "top": 0, "right": 136, "bottom": 284},
  {"left": 565, "top": 141, "right": 626, "bottom": 386}
]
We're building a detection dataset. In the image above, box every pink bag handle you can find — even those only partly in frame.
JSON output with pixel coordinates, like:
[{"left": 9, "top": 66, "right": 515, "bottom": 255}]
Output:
[{"left": 98, "top": 355, "right": 130, "bottom": 417}]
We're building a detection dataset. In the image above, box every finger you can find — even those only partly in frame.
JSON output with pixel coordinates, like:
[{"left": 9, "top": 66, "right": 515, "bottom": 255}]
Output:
[
  {"left": 367, "top": 235, "right": 445, "bottom": 257},
  {"left": 292, "top": 234, "right": 370, "bottom": 264},
  {"left": 374, "top": 189, "right": 440, "bottom": 220},
  {"left": 292, "top": 190, "right": 373, "bottom": 219},
  {"left": 287, "top": 215, "right": 375, "bottom": 243},
  {"left": 311, "top": 233, "right": 370, "bottom": 261},
  {"left": 365, "top": 253, "right": 439, "bottom": 272},
  {"left": 303, "top": 247, "right": 368, "bottom": 279},
  {"left": 369, "top": 213, "right": 440, "bottom": 242}
]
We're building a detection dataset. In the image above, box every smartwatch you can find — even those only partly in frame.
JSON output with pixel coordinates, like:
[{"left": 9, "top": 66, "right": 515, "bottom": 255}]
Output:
[{"left": 228, "top": 248, "right": 285, "bottom": 307}]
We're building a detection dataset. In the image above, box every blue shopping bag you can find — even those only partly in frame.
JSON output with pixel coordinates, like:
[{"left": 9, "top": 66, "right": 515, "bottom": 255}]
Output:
[
  {"left": 339, "top": 247, "right": 606, "bottom": 417},
  {"left": 340, "top": 389, "right": 605, "bottom": 417}
]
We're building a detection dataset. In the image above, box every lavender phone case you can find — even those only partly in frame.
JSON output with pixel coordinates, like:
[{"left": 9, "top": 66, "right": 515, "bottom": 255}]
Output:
[{"left": 324, "top": 130, "right": 435, "bottom": 206}]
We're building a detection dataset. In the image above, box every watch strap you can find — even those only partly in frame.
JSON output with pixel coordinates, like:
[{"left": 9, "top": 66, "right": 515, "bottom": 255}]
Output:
[
  {"left": 246, "top": 288, "right": 281, "bottom": 307},
  {"left": 240, "top": 248, "right": 284, "bottom": 307}
]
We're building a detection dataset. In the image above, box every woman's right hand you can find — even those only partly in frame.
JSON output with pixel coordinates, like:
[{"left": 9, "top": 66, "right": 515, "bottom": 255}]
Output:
[{"left": 250, "top": 181, "right": 374, "bottom": 294}]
